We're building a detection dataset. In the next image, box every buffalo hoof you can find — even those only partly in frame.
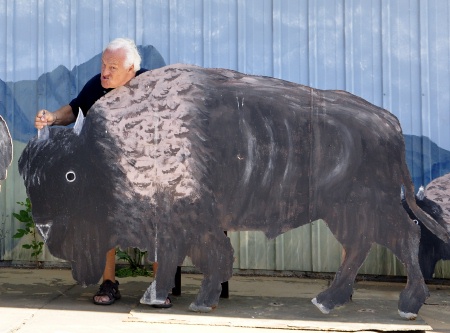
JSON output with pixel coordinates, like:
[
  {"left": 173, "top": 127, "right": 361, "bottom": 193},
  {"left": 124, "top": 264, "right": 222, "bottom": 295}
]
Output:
[
  {"left": 140, "top": 297, "right": 168, "bottom": 307},
  {"left": 139, "top": 296, "right": 152, "bottom": 305},
  {"left": 398, "top": 310, "right": 417, "bottom": 320},
  {"left": 139, "top": 286, "right": 154, "bottom": 305},
  {"left": 189, "top": 302, "right": 213, "bottom": 313},
  {"left": 311, "top": 298, "right": 331, "bottom": 314}
]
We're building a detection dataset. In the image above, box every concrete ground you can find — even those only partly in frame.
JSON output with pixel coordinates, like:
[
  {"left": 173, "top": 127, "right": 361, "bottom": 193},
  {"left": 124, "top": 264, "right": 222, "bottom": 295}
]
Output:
[{"left": 0, "top": 267, "right": 449, "bottom": 333}]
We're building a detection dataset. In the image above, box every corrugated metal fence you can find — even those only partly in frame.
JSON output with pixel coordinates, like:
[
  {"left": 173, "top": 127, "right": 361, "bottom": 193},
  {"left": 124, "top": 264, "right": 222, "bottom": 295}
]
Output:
[{"left": 0, "top": 0, "right": 449, "bottom": 277}]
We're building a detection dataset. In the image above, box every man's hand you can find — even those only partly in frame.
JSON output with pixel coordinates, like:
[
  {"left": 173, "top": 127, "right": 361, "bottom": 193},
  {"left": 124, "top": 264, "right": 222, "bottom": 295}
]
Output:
[{"left": 35, "top": 110, "right": 57, "bottom": 129}]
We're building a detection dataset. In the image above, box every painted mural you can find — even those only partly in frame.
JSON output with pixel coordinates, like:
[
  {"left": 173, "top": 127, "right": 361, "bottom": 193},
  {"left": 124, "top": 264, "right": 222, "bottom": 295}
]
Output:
[
  {"left": 2, "top": 49, "right": 450, "bottom": 190},
  {"left": 1, "top": 0, "right": 450, "bottom": 277},
  {"left": 0, "top": 45, "right": 166, "bottom": 142},
  {"left": 0, "top": 116, "right": 12, "bottom": 187}
]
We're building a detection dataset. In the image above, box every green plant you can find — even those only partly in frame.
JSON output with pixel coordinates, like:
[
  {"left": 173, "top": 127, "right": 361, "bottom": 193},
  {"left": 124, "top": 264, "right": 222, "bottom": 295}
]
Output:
[
  {"left": 12, "top": 198, "right": 44, "bottom": 266},
  {"left": 115, "top": 247, "right": 151, "bottom": 277}
]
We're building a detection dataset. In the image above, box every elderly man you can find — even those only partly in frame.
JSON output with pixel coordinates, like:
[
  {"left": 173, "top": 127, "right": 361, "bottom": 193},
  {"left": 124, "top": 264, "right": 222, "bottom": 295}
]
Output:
[{"left": 34, "top": 38, "right": 171, "bottom": 307}]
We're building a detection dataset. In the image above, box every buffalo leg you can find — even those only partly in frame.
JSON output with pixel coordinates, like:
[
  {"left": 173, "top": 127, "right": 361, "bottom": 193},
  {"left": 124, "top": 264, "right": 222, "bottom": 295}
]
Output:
[
  {"left": 386, "top": 222, "right": 429, "bottom": 319},
  {"left": 312, "top": 242, "right": 371, "bottom": 314},
  {"left": 188, "top": 230, "right": 234, "bottom": 312},
  {"left": 140, "top": 242, "right": 184, "bottom": 306}
]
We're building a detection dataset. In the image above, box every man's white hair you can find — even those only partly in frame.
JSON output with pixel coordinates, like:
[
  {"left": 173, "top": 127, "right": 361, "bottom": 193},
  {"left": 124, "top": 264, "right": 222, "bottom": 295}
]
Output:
[{"left": 105, "top": 38, "right": 141, "bottom": 72}]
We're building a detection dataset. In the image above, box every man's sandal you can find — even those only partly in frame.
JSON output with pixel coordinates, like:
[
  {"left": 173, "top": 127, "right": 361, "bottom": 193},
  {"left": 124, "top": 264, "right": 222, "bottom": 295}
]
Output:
[
  {"left": 152, "top": 296, "right": 172, "bottom": 308},
  {"left": 93, "top": 280, "right": 121, "bottom": 305}
]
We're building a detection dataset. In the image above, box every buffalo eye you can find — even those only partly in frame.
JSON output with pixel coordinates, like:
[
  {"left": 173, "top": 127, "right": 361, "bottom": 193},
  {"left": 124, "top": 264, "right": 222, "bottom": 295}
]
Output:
[{"left": 65, "top": 171, "right": 76, "bottom": 183}]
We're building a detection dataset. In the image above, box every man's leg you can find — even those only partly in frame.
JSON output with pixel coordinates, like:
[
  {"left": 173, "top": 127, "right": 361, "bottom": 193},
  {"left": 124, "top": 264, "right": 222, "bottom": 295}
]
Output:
[
  {"left": 103, "top": 248, "right": 116, "bottom": 281},
  {"left": 93, "top": 248, "right": 120, "bottom": 305}
]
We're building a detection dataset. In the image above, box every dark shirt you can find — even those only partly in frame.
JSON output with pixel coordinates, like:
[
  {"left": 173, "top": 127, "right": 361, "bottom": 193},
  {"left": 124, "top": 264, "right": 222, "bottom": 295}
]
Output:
[{"left": 69, "top": 68, "right": 148, "bottom": 117}]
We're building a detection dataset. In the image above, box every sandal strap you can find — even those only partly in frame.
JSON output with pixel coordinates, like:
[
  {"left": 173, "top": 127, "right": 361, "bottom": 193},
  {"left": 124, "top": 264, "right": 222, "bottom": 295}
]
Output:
[{"left": 95, "top": 280, "right": 121, "bottom": 300}]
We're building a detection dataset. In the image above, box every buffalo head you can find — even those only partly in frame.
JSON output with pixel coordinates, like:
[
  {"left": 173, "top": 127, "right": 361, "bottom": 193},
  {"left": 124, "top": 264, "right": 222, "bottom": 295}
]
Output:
[
  {"left": 413, "top": 176, "right": 450, "bottom": 279},
  {"left": 18, "top": 112, "right": 133, "bottom": 285}
]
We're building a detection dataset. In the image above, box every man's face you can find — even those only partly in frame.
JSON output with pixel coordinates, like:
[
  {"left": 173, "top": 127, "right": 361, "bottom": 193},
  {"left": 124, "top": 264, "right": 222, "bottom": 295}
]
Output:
[{"left": 101, "top": 48, "right": 135, "bottom": 89}]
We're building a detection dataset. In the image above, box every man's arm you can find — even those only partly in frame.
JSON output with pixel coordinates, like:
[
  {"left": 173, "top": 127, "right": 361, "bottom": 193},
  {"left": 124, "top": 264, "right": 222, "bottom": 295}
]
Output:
[{"left": 34, "top": 104, "right": 76, "bottom": 129}]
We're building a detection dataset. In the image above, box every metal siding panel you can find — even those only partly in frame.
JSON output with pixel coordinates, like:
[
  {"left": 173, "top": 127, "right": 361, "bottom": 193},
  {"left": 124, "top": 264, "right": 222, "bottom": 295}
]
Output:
[
  {"left": 142, "top": 0, "right": 170, "bottom": 64},
  {"left": 359, "top": 244, "right": 406, "bottom": 276},
  {"left": 434, "top": 260, "right": 450, "bottom": 279},
  {"left": 344, "top": 0, "right": 384, "bottom": 105},
  {"left": 72, "top": 1, "right": 104, "bottom": 93},
  {"left": 310, "top": 220, "right": 341, "bottom": 273},
  {"left": 381, "top": 0, "right": 426, "bottom": 189},
  {"left": 420, "top": 0, "right": 450, "bottom": 184},
  {"left": 308, "top": 0, "right": 346, "bottom": 89},
  {"left": 135, "top": 0, "right": 144, "bottom": 45},
  {"left": 37, "top": 0, "right": 45, "bottom": 108},
  {"left": 202, "top": 0, "right": 238, "bottom": 69},
  {"left": 381, "top": 0, "right": 422, "bottom": 127},
  {"left": 273, "top": 0, "right": 309, "bottom": 83},
  {"left": 0, "top": 0, "right": 11, "bottom": 259},
  {"left": 237, "top": 231, "right": 275, "bottom": 270},
  {"left": 236, "top": 0, "right": 273, "bottom": 75},
  {"left": 0, "top": 0, "right": 449, "bottom": 278},
  {"left": 418, "top": 0, "right": 433, "bottom": 188},
  {"left": 109, "top": 0, "right": 128, "bottom": 38},
  {"left": 0, "top": 1, "right": 5, "bottom": 78},
  {"left": 275, "top": 224, "right": 312, "bottom": 271},
  {"left": 43, "top": 1, "right": 69, "bottom": 73},
  {"left": 166, "top": 0, "right": 205, "bottom": 65},
  {"left": 228, "top": 231, "right": 240, "bottom": 268},
  {"left": 42, "top": 1, "right": 73, "bottom": 112},
  {"left": 1, "top": 1, "right": 29, "bottom": 260},
  {"left": 70, "top": 0, "right": 77, "bottom": 96},
  {"left": 108, "top": 0, "right": 139, "bottom": 41}
]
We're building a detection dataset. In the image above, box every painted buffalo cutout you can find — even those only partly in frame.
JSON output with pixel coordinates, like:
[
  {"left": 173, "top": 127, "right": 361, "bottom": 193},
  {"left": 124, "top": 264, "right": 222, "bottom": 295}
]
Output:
[
  {"left": 0, "top": 115, "right": 12, "bottom": 189},
  {"left": 403, "top": 173, "right": 450, "bottom": 279},
  {"left": 18, "top": 64, "right": 449, "bottom": 319}
]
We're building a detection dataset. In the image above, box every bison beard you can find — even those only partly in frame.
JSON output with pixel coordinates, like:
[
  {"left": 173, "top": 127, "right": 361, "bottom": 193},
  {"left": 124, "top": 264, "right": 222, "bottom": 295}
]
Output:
[{"left": 18, "top": 64, "right": 449, "bottom": 319}]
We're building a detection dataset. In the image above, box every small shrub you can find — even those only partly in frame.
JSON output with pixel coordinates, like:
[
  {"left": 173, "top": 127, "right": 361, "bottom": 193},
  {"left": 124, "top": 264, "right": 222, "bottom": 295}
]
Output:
[
  {"left": 12, "top": 198, "right": 44, "bottom": 266},
  {"left": 115, "top": 247, "right": 151, "bottom": 277}
]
